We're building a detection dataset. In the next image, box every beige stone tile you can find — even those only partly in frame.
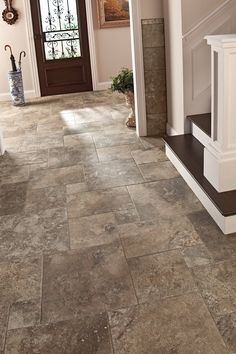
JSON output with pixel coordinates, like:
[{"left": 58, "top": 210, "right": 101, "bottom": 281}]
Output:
[
  {"left": 84, "top": 159, "right": 144, "bottom": 191},
  {"left": 42, "top": 243, "right": 137, "bottom": 323},
  {"left": 144, "top": 47, "right": 166, "bottom": 71},
  {"left": 0, "top": 165, "right": 29, "bottom": 185},
  {"left": 192, "top": 261, "right": 236, "bottom": 319},
  {"left": 67, "top": 186, "right": 134, "bottom": 218},
  {"left": 216, "top": 312, "right": 236, "bottom": 353},
  {"left": 142, "top": 22, "right": 165, "bottom": 48},
  {"left": 139, "top": 161, "right": 179, "bottom": 181},
  {"left": 188, "top": 211, "right": 236, "bottom": 262},
  {"left": 29, "top": 165, "right": 84, "bottom": 189},
  {"left": 0, "top": 303, "right": 10, "bottom": 352},
  {"left": 48, "top": 145, "right": 98, "bottom": 168},
  {"left": 128, "top": 250, "right": 197, "bottom": 303},
  {"left": 25, "top": 185, "right": 66, "bottom": 214},
  {"left": 147, "top": 113, "right": 167, "bottom": 136},
  {"left": 0, "top": 182, "right": 27, "bottom": 216},
  {"left": 69, "top": 213, "right": 119, "bottom": 249},
  {"left": 93, "top": 132, "right": 139, "bottom": 149},
  {"left": 0, "top": 208, "right": 69, "bottom": 260},
  {"left": 66, "top": 182, "right": 88, "bottom": 195},
  {"left": 109, "top": 293, "right": 228, "bottom": 354},
  {"left": 119, "top": 216, "right": 201, "bottom": 259},
  {"left": 97, "top": 144, "right": 143, "bottom": 162},
  {"left": 0, "top": 257, "right": 42, "bottom": 304},
  {"left": 0, "top": 150, "right": 48, "bottom": 167},
  {"left": 114, "top": 208, "right": 140, "bottom": 225},
  {"left": 181, "top": 244, "right": 213, "bottom": 268},
  {"left": 8, "top": 299, "right": 40, "bottom": 330},
  {"left": 5, "top": 314, "right": 112, "bottom": 354},
  {"left": 63, "top": 133, "right": 94, "bottom": 147},
  {"left": 128, "top": 178, "right": 203, "bottom": 221},
  {"left": 139, "top": 136, "right": 165, "bottom": 149},
  {"left": 131, "top": 147, "right": 167, "bottom": 164}
]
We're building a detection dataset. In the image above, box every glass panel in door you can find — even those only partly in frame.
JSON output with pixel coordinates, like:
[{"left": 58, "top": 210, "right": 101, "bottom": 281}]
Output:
[{"left": 39, "top": 0, "right": 81, "bottom": 60}]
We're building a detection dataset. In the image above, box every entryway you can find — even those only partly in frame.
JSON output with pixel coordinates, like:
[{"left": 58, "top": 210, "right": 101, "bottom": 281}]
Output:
[{"left": 30, "top": 0, "right": 93, "bottom": 96}]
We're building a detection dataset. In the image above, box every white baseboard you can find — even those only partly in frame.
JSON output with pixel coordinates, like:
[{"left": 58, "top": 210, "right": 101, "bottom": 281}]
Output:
[
  {"left": 166, "top": 123, "right": 179, "bottom": 136},
  {"left": 0, "top": 90, "right": 37, "bottom": 102},
  {"left": 166, "top": 144, "right": 236, "bottom": 235},
  {"left": 95, "top": 81, "right": 111, "bottom": 91}
]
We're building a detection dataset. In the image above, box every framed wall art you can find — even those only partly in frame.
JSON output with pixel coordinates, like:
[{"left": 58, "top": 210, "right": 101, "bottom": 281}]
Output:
[{"left": 97, "top": 0, "right": 130, "bottom": 29}]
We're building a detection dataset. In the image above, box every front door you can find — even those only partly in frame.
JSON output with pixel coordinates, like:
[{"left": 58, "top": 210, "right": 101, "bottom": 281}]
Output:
[{"left": 30, "top": 0, "right": 93, "bottom": 96}]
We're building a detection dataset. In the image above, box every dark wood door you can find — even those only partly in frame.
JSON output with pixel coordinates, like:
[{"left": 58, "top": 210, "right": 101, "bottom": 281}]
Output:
[{"left": 30, "top": 0, "right": 93, "bottom": 96}]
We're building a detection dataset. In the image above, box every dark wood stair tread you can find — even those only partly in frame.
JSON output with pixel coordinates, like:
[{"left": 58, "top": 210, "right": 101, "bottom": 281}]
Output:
[
  {"left": 164, "top": 134, "right": 236, "bottom": 217},
  {"left": 187, "top": 113, "right": 211, "bottom": 137}
]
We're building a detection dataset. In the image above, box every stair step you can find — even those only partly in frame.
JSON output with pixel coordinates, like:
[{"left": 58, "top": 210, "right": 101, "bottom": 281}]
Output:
[
  {"left": 164, "top": 134, "right": 236, "bottom": 217},
  {"left": 187, "top": 113, "right": 211, "bottom": 137}
]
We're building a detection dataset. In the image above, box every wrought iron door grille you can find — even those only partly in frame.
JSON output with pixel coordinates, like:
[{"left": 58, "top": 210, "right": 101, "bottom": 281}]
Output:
[{"left": 39, "top": 0, "right": 81, "bottom": 60}]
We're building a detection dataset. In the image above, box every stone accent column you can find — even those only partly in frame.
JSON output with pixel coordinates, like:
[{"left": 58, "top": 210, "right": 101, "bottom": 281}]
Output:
[
  {"left": 204, "top": 35, "right": 236, "bottom": 192},
  {"left": 142, "top": 18, "right": 167, "bottom": 136}
]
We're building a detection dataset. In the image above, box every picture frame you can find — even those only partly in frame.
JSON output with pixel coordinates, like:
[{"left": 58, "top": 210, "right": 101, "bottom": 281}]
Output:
[{"left": 97, "top": 0, "right": 130, "bottom": 29}]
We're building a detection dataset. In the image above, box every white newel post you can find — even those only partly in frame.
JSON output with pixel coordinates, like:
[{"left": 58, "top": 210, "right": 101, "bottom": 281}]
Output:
[{"left": 204, "top": 35, "right": 236, "bottom": 192}]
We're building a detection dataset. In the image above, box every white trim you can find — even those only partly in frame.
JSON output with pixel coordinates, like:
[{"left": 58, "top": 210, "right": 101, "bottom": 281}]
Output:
[
  {"left": 96, "top": 81, "right": 111, "bottom": 91},
  {"left": 183, "top": 0, "right": 233, "bottom": 39},
  {"left": 85, "top": 0, "right": 99, "bottom": 91},
  {"left": 192, "top": 123, "right": 211, "bottom": 147},
  {"left": 0, "top": 90, "right": 37, "bottom": 102},
  {"left": 129, "top": 0, "right": 147, "bottom": 137},
  {"left": 166, "top": 123, "right": 179, "bottom": 136},
  {"left": 24, "top": 0, "right": 41, "bottom": 97},
  {"left": 166, "top": 145, "right": 236, "bottom": 235},
  {"left": 164, "top": 0, "right": 185, "bottom": 135}
]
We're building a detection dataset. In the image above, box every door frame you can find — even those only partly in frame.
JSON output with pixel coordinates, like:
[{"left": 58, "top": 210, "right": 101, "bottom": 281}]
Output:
[{"left": 24, "top": 0, "right": 147, "bottom": 136}]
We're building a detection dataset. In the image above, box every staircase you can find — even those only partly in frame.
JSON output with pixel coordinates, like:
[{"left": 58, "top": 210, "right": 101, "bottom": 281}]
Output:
[{"left": 164, "top": 35, "right": 236, "bottom": 235}]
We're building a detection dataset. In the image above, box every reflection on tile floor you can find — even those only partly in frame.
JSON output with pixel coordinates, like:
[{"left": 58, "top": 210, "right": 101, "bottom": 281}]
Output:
[{"left": 0, "top": 90, "right": 235, "bottom": 353}]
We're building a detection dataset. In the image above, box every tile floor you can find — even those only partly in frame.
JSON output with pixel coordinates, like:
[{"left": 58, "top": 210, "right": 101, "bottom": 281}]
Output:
[{"left": 0, "top": 90, "right": 236, "bottom": 353}]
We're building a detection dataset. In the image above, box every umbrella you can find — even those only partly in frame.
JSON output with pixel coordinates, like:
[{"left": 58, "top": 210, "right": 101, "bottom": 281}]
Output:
[
  {"left": 18, "top": 51, "right": 26, "bottom": 70},
  {"left": 4, "top": 45, "right": 17, "bottom": 72}
]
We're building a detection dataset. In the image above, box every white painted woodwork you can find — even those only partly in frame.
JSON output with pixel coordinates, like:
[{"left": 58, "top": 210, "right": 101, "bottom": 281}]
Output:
[
  {"left": 204, "top": 35, "right": 236, "bottom": 192},
  {"left": 183, "top": 0, "right": 236, "bottom": 117},
  {"left": 163, "top": 0, "right": 185, "bottom": 136},
  {"left": 0, "top": 129, "right": 5, "bottom": 155},
  {"left": 191, "top": 123, "right": 211, "bottom": 147},
  {"left": 166, "top": 145, "right": 236, "bottom": 235}
]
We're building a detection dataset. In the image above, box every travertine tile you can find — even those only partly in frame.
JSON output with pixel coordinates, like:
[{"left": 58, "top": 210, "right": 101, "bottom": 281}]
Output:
[
  {"left": 5, "top": 314, "right": 112, "bottom": 354},
  {"left": 128, "top": 250, "right": 197, "bottom": 303},
  {"left": 0, "top": 304, "right": 10, "bottom": 352},
  {"left": 63, "top": 133, "right": 94, "bottom": 147},
  {"left": 97, "top": 144, "right": 143, "bottom": 162},
  {"left": 93, "top": 132, "right": 139, "bottom": 148},
  {"left": 216, "top": 312, "right": 236, "bottom": 353},
  {"left": 128, "top": 178, "right": 203, "bottom": 221},
  {"left": 109, "top": 293, "right": 228, "bottom": 354},
  {"left": 0, "top": 150, "right": 48, "bottom": 167},
  {"left": 114, "top": 208, "right": 140, "bottom": 225},
  {"left": 67, "top": 187, "right": 134, "bottom": 218},
  {"left": 48, "top": 145, "right": 98, "bottom": 168},
  {"left": 0, "top": 182, "right": 27, "bottom": 216},
  {"left": 192, "top": 261, "right": 236, "bottom": 319},
  {"left": 139, "top": 161, "right": 179, "bottom": 181},
  {"left": 25, "top": 185, "right": 66, "bottom": 213},
  {"left": 119, "top": 216, "right": 201, "bottom": 259},
  {"left": 29, "top": 165, "right": 84, "bottom": 189},
  {"left": 0, "top": 257, "right": 42, "bottom": 304},
  {"left": 66, "top": 182, "right": 88, "bottom": 195},
  {"left": 69, "top": 213, "right": 119, "bottom": 249},
  {"left": 42, "top": 243, "right": 137, "bottom": 323},
  {"left": 188, "top": 211, "right": 236, "bottom": 262},
  {"left": 0, "top": 165, "right": 29, "bottom": 185},
  {"left": 84, "top": 159, "right": 144, "bottom": 190},
  {"left": 8, "top": 299, "right": 40, "bottom": 330},
  {"left": 0, "top": 208, "right": 69, "bottom": 260},
  {"left": 182, "top": 244, "right": 213, "bottom": 268},
  {"left": 131, "top": 147, "right": 167, "bottom": 164}
]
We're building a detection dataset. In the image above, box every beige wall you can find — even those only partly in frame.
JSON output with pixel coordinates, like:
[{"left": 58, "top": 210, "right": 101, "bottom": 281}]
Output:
[
  {"left": 182, "top": 0, "right": 226, "bottom": 34},
  {"left": 91, "top": 1, "right": 132, "bottom": 84},
  {"left": 140, "top": 0, "right": 163, "bottom": 19},
  {"left": 0, "top": 1, "right": 34, "bottom": 97}
]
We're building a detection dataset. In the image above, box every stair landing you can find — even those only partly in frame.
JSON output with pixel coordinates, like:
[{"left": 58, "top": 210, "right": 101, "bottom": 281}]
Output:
[{"left": 187, "top": 113, "right": 211, "bottom": 137}]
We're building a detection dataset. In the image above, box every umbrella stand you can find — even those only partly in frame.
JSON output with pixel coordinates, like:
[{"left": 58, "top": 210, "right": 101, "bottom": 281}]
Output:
[{"left": 8, "top": 70, "right": 25, "bottom": 106}]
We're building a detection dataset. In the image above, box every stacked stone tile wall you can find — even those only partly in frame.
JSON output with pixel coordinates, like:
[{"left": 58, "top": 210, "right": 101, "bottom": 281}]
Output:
[{"left": 142, "top": 19, "right": 167, "bottom": 136}]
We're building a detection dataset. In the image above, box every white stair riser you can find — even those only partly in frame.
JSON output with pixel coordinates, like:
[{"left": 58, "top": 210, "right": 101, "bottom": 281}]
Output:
[{"left": 191, "top": 123, "right": 211, "bottom": 147}]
